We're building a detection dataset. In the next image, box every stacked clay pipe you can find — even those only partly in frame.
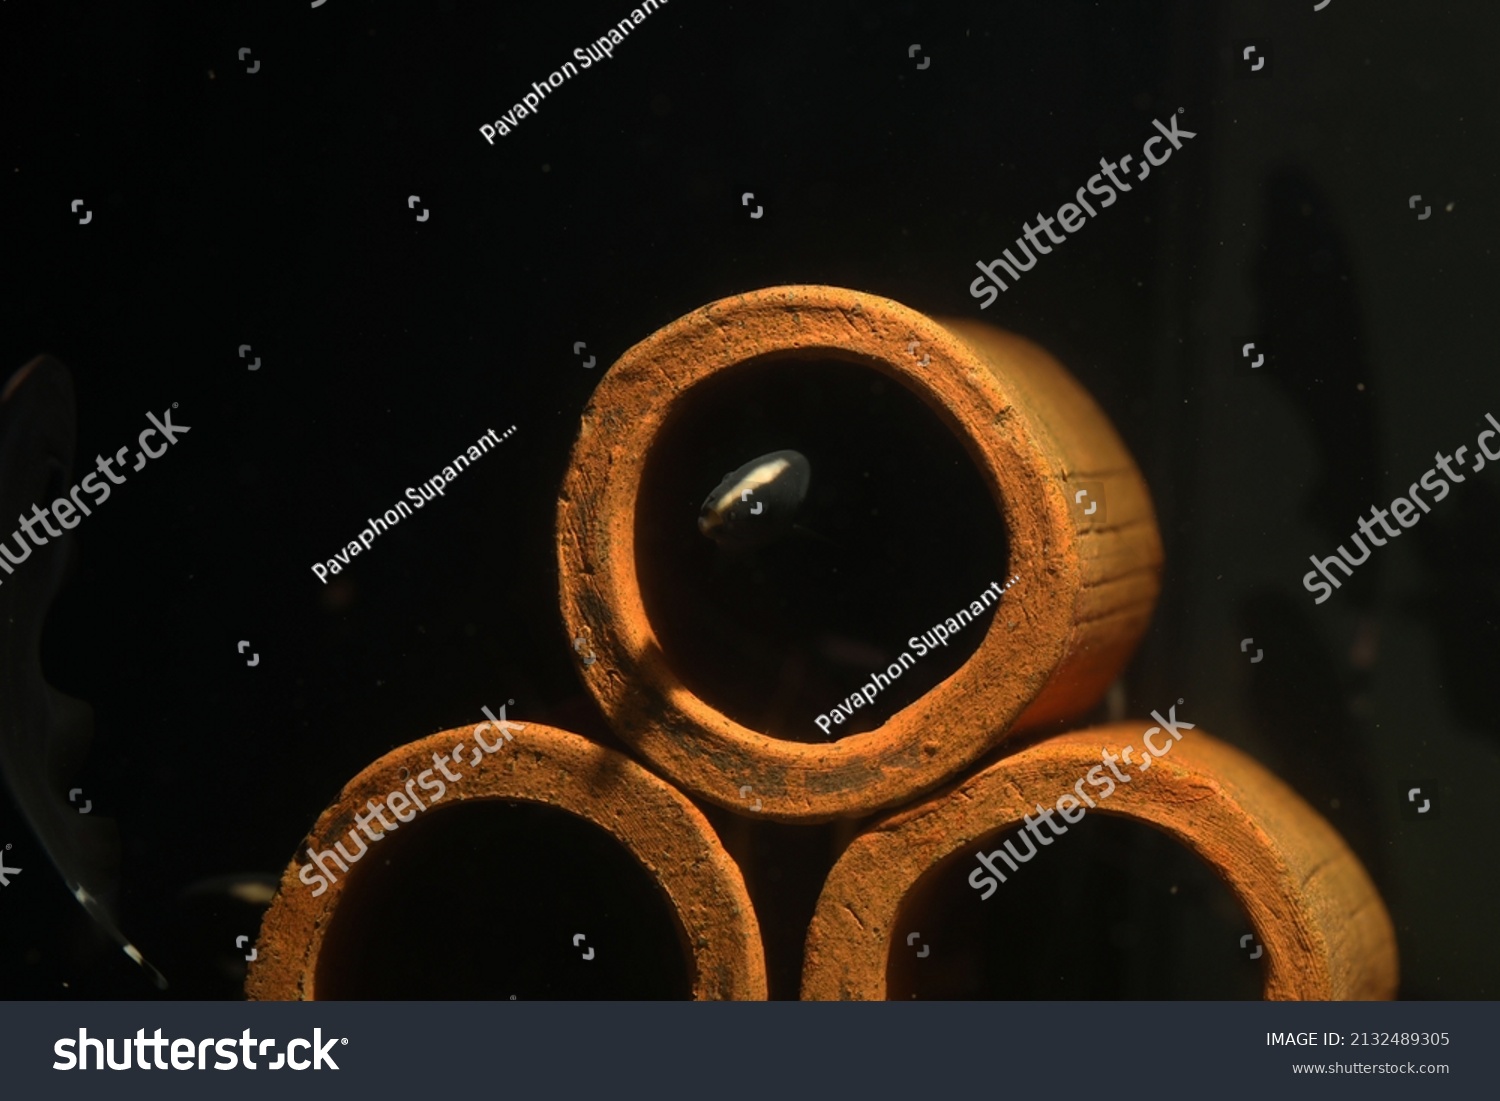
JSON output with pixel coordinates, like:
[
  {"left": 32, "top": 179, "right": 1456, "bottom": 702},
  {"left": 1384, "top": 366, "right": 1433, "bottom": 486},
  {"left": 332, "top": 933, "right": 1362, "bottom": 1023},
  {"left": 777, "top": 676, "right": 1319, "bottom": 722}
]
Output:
[{"left": 248, "top": 286, "right": 1397, "bottom": 1001}]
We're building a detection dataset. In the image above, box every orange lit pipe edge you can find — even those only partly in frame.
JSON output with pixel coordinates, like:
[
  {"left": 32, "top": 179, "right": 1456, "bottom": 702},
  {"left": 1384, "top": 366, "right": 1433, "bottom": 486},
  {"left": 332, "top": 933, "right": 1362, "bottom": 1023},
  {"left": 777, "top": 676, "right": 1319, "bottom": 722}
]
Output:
[
  {"left": 557, "top": 285, "right": 1163, "bottom": 821},
  {"left": 801, "top": 723, "right": 1398, "bottom": 1001},
  {"left": 246, "top": 722, "right": 767, "bottom": 1001}
]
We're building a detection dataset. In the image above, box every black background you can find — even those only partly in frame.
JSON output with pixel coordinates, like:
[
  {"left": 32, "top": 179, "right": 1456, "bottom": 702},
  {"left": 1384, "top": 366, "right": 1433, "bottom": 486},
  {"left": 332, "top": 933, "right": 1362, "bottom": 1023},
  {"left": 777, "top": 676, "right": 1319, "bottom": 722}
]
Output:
[{"left": 2, "top": 0, "right": 1497, "bottom": 1000}]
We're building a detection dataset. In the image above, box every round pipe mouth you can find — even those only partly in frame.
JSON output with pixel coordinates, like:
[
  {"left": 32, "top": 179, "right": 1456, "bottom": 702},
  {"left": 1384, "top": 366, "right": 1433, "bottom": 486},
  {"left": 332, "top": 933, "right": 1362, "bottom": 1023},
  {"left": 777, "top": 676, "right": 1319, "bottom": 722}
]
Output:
[
  {"left": 559, "top": 285, "right": 1162, "bottom": 821},
  {"left": 802, "top": 723, "right": 1399, "bottom": 1000},
  {"left": 313, "top": 799, "right": 693, "bottom": 999},
  {"left": 246, "top": 722, "right": 766, "bottom": 1001},
  {"left": 633, "top": 351, "right": 1009, "bottom": 745},
  {"left": 884, "top": 814, "right": 1263, "bottom": 999}
]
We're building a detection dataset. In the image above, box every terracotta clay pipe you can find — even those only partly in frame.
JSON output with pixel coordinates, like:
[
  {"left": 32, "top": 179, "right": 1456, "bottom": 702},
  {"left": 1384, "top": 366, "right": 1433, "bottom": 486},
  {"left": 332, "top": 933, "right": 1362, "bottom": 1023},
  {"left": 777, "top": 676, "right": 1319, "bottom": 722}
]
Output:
[
  {"left": 800, "top": 722, "right": 1398, "bottom": 1000},
  {"left": 246, "top": 721, "right": 766, "bottom": 1000},
  {"left": 557, "top": 285, "right": 1163, "bottom": 821}
]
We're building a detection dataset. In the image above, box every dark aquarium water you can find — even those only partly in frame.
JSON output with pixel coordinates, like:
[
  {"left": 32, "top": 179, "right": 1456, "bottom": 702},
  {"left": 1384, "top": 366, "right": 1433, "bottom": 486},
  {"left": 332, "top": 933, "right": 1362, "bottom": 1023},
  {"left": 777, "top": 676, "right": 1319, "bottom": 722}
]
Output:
[{"left": 2, "top": 0, "right": 1496, "bottom": 1028}]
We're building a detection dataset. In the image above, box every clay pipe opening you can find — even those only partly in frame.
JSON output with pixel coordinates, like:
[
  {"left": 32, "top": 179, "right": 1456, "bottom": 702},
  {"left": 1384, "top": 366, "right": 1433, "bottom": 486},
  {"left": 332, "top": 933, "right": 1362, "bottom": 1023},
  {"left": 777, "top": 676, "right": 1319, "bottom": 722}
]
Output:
[
  {"left": 558, "top": 285, "right": 1163, "bottom": 821},
  {"left": 635, "top": 354, "right": 1009, "bottom": 745},
  {"left": 801, "top": 723, "right": 1398, "bottom": 1000},
  {"left": 246, "top": 722, "right": 767, "bottom": 1000},
  {"left": 884, "top": 814, "right": 1264, "bottom": 999}
]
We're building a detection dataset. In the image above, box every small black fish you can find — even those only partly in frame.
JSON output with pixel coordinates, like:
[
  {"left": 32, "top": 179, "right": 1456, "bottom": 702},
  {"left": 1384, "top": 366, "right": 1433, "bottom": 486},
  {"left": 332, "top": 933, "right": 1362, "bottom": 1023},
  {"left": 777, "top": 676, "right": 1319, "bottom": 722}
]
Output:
[{"left": 698, "top": 449, "right": 811, "bottom": 550}]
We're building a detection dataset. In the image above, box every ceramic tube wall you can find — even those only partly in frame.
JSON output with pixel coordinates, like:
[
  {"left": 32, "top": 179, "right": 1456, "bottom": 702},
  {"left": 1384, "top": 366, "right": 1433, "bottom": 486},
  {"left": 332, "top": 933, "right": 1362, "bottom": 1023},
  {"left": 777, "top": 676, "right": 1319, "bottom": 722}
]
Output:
[
  {"left": 247, "top": 722, "right": 767, "bottom": 1001},
  {"left": 557, "top": 285, "right": 1162, "bottom": 821},
  {"left": 800, "top": 723, "right": 1398, "bottom": 1000}
]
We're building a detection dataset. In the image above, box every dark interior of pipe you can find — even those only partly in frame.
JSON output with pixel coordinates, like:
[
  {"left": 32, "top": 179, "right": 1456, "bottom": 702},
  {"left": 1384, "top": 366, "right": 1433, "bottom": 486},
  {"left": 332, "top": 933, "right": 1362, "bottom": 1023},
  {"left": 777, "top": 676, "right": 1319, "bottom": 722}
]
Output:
[
  {"left": 701, "top": 805, "right": 859, "bottom": 1000},
  {"left": 885, "top": 814, "right": 1263, "bottom": 999},
  {"left": 314, "top": 799, "right": 692, "bottom": 999},
  {"left": 636, "top": 354, "right": 1011, "bottom": 743}
]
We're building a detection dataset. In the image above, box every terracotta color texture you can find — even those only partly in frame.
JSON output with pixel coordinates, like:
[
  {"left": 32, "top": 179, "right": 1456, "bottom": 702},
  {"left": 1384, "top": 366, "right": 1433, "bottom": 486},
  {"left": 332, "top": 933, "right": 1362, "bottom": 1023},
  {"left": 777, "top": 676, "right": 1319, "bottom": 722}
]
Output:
[
  {"left": 557, "top": 285, "right": 1162, "bottom": 821},
  {"left": 246, "top": 722, "right": 766, "bottom": 1001},
  {"left": 800, "top": 723, "right": 1399, "bottom": 1000}
]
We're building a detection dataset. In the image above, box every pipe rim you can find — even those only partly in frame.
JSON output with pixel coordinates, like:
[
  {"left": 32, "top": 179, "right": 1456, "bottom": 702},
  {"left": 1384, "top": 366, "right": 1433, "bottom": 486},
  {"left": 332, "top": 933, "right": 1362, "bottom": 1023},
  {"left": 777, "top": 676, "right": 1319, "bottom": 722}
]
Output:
[
  {"left": 558, "top": 285, "right": 1081, "bottom": 820},
  {"left": 246, "top": 722, "right": 767, "bottom": 1001},
  {"left": 801, "top": 724, "right": 1399, "bottom": 1000}
]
